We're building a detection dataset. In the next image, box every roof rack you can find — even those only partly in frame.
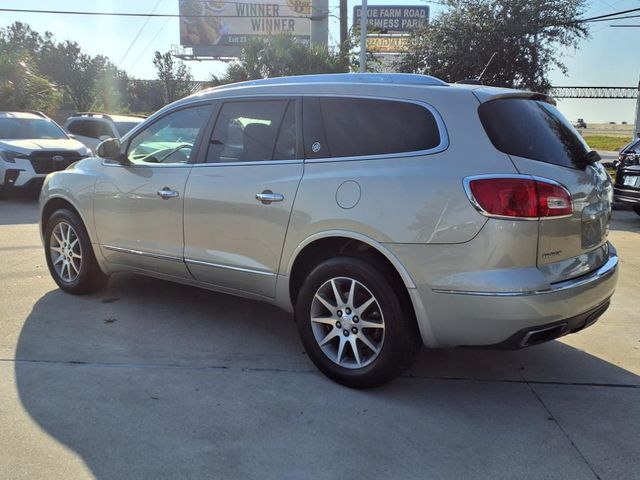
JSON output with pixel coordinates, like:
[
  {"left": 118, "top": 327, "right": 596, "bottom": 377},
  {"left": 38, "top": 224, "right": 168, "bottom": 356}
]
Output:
[
  {"left": 6, "top": 110, "right": 49, "bottom": 118},
  {"left": 70, "top": 112, "right": 113, "bottom": 121},
  {"left": 213, "top": 73, "right": 448, "bottom": 91}
]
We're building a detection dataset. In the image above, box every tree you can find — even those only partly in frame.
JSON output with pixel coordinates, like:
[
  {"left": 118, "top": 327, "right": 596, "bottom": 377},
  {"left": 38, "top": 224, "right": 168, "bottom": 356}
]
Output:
[
  {"left": 396, "top": 0, "right": 588, "bottom": 92},
  {"left": 0, "top": 23, "right": 59, "bottom": 112},
  {"left": 210, "top": 34, "right": 349, "bottom": 86},
  {"left": 153, "top": 51, "right": 194, "bottom": 103}
]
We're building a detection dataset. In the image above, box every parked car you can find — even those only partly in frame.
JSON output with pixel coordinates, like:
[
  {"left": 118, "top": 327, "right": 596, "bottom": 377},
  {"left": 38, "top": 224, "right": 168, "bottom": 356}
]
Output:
[
  {"left": 616, "top": 137, "right": 640, "bottom": 167},
  {"left": 613, "top": 145, "right": 640, "bottom": 215},
  {"left": 575, "top": 118, "right": 587, "bottom": 129},
  {"left": 39, "top": 74, "right": 618, "bottom": 388},
  {"left": 0, "top": 111, "right": 92, "bottom": 198},
  {"left": 64, "top": 112, "right": 145, "bottom": 150}
]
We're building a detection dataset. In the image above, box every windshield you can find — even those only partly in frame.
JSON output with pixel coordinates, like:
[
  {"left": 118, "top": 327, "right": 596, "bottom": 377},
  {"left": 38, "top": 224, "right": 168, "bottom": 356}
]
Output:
[
  {"left": 114, "top": 121, "right": 142, "bottom": 137},
  {"left": 479, "top": 98, "right": 590, "bottom": 170},
  {"left": 0, "top": 117, "right": 68, "bottom": 140}
]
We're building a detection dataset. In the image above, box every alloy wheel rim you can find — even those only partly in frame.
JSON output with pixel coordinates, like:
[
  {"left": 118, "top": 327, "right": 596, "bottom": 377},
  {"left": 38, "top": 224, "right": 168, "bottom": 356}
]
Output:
[
  {"left": 49, "top": 222, "right": 82, "bottom": 283},
  {"left": 310, "top": 277, "right": 385, "bottom": 369}
]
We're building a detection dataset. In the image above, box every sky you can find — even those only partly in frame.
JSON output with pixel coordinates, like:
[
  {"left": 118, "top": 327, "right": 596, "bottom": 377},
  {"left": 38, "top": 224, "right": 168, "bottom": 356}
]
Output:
[{"left": 0, "top": 0, "right": 638, "bottom": 123}]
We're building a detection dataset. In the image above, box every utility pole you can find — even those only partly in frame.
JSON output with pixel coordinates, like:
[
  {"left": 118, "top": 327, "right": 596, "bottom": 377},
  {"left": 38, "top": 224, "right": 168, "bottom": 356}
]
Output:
[
  {"left": 339, "top": 0, "right": 348, "bottom": 56},
  {"left": 311, "top": 0, "right": 329, "bottom": 47},
  {"left": 635, "top": 75, "right": 640, "bottom": 138},
  {"left": 359, "top": 0, "right": 368, "bottom": 73}
]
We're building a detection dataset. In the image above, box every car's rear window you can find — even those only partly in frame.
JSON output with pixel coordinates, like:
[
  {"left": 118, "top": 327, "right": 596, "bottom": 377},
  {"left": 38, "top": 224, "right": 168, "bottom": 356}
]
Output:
[
  {"left": 115, "top": 121, "right": 141, "bottom": 136},
  {"left": 479, "top": 98, "right": 590, "bottom": 169},
  {"left": 622, "top": 138, "right": 640, "bottom": 153}
]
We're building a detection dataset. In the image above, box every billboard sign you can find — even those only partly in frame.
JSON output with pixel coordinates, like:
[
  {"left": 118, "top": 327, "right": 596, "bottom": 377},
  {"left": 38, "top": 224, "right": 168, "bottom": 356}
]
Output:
[
  {"left": 179, "top": 1, "right": 312, "bottom": 57},
  {"left": 353, "top": 5, "right": 429, "bottom": 33},
  {"left": 366, "top": 35, "right": 410, "bottom": 54}
]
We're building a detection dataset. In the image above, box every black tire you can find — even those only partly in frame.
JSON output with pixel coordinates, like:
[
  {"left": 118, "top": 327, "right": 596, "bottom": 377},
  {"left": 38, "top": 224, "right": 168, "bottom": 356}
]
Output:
[
  {"left": 295, "top": 256, "right": 421, "bottom": 389},
  {"left": 633, "top": 205, "right": 640, "bottom": 216},
  {"left": 44, "top": 208, "right": 109, "bottom": 294}
]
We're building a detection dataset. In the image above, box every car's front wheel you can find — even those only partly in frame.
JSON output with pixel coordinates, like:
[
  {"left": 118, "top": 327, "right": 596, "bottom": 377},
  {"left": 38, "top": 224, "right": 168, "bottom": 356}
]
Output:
[
  {"left": 295, "top": 257, "right": 421, "bottom": 388},
  {"left": 44, "top": 208, "right": 108, "bottom": 294}
]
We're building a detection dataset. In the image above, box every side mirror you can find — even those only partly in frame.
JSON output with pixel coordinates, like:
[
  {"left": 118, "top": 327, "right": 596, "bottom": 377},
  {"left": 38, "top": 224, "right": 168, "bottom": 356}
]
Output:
[{"left": 97, "top": 138, "right": 126, "bottom": 163}]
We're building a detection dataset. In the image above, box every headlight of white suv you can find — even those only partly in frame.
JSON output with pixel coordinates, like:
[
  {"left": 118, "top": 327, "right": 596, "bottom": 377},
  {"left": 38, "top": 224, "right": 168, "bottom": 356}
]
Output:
[{"left": 0, "top": 150, "right": 29, "bottom": 163}]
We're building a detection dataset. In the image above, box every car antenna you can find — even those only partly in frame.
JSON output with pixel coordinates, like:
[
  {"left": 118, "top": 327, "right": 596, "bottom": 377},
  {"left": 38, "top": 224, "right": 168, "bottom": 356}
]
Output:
[
  {"left": 455, "top": 52, "right": 497, "bottom": 85},
  {"left": 477, "top": 52, "right": 497, "bottom": 83}
]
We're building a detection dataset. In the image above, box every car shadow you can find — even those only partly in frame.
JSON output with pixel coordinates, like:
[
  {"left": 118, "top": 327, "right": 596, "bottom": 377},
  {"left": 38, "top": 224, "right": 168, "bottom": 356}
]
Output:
[{"left": 13, "top": 273, "right": 640, "bottom": 479}]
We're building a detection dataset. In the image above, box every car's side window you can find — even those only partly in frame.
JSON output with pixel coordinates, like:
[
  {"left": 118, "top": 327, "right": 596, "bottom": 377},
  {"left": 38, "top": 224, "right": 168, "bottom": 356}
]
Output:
[
  {"left": 126, "top": 105, "right": 211, "bottom": 165},
  {"left": 206, "top": 99, "right": 297, "bottom": 163},
  {"left": 303, "top": 97, "right": 441, "bottom": 159}
]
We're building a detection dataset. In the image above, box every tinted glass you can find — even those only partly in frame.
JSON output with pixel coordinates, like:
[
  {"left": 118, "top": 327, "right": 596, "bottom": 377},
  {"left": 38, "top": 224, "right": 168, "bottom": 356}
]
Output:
[
  {"left": 479, "top": 99, "right": 590, "bottom": 169},
  {"left": 127, "top": 105, "right": 210, "bottom": 165},
  {"left": 622, "top": 138, "right": 640, "bottom": 154},
  {"left": 0, "top": 118, "right": 67, "bottom": 140},
  {"left": 207, "top": 100, "right": 295, "bottom": 163},
  {"left": 115, "top": 121, "right": 142, "bottom": 137},
  {"left": 67, "top": 120, "right": 112, "bottom": 139},
  {"left": 303, "top": 97, "right": 441, "bottom": 159}
]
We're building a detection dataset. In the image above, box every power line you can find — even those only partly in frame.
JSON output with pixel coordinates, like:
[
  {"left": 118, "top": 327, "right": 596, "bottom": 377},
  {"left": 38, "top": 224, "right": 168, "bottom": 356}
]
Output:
[
  {"left": 579, "top": 6, "right": 640, "bottom": 22},
  {"left": 0, "top": 7, "right": 316, "bottom": 19},
  {"left": 118, "top": 0, "right": 164, "bottom": 67},
  {"left": 127, "top": 17, "right": 173, "bottom": 72}
]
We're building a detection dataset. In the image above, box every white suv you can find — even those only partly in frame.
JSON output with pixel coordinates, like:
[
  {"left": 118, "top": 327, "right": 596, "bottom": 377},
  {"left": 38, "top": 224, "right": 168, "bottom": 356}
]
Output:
[
  {"left": 64, "top": 113, "right": 144, "bottom": 150},
  {"left": 0, "top": 111, "right": 92, "bottom": 197}
]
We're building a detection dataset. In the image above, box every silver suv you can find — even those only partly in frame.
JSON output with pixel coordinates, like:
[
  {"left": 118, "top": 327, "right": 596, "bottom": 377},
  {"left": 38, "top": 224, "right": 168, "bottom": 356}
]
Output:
[{"left": 39, "top": 74, "right": 618, "bottom": 388}]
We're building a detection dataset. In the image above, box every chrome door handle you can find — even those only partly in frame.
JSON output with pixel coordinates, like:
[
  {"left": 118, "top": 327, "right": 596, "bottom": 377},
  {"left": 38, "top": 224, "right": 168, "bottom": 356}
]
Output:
[
  {"left": 157, "top": 188, "right": 179, "bottom": 200},
  {"left": 256, "top": 190, "right": 284, "bottom": 204}
]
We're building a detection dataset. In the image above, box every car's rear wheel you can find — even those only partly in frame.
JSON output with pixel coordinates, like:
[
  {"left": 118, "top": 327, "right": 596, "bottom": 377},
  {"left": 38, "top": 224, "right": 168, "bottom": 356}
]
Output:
[
  {"left": 295, "top": 257, "right": 421, "bottom": 388},
  {"left": 44, "top": 209, "right": 108, "bottom": 294},
  {"left": 633, "top": 205, "right": 640, "bottom": 216}
]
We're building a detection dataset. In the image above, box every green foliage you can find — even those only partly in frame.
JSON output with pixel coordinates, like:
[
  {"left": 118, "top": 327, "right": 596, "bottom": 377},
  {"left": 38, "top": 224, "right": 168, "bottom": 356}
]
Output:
[
  {"left": 0, "top": 23, "right": 60, "bottom": 113},
  {"left": 211, "top": 35, "right": 349, "bottom": 86},
  {"left": 153, "top": 51, "right": 194, "bottom": 103},
  {"left": 396, "top": 0, "right": 588, "bottom": 92},
  {"left": 583, "top": 135, "right": 633, "bottom": 152}
]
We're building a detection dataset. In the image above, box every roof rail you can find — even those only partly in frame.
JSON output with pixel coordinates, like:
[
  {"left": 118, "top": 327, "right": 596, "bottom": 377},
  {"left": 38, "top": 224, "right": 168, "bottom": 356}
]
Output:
[
  {"left": 70, "top": 112, "right": 113, "bottom": 121},
  {"left": 213, "top": 73, "right": 448, "bottom": 91},
  {"left": 9, "top": 110, "right": 48, "bottom": 118}
]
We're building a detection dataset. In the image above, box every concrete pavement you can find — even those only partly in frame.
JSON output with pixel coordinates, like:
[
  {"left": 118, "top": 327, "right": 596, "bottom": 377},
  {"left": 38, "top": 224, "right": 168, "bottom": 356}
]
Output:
[{"left": 0, "top": 196, "right": 638, "bottom": 479}]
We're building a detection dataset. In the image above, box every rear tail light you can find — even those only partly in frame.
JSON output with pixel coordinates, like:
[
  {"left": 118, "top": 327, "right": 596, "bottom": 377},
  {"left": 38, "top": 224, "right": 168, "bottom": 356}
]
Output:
[{"left": 465, "top": 176, "right": 573, "bottom": 219}]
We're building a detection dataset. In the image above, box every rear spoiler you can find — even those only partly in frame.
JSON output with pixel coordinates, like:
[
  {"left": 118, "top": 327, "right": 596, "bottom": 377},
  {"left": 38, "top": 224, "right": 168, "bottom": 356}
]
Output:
[{"left": 472, "top": 87, "right": 556, "bottom": 106}]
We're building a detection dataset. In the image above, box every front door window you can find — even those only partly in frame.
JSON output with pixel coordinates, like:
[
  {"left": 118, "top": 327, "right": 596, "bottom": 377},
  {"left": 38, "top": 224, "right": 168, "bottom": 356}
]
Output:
[{"left": 127, "top": 105, "right": 211, "bottom": 165}]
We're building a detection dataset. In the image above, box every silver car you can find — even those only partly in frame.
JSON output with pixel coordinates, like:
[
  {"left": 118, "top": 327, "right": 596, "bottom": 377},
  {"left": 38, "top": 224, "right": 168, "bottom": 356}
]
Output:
[{"left": 39, "top": 74, "right": 618, "bottom": 388}]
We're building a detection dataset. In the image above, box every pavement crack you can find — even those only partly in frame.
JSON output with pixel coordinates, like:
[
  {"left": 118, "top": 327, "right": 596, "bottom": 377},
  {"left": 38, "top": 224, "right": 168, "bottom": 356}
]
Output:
[{"left": 519, "top": 370, "right": 603, "bottom": 480}]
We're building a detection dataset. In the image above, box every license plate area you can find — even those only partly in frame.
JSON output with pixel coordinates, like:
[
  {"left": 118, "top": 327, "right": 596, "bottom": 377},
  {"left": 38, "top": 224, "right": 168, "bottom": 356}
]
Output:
[
  {"left": 623, "top": 175, "right": 639, "bottom": 187},
  {"left": 582, "top": 203, "right": 609, "bottom": 250}
]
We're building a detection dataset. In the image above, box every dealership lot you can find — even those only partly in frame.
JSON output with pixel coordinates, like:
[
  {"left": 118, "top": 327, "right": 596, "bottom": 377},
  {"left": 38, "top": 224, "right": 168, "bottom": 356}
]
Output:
[{"left": 0, "top": 196, "right": 638, "bottom": 480}]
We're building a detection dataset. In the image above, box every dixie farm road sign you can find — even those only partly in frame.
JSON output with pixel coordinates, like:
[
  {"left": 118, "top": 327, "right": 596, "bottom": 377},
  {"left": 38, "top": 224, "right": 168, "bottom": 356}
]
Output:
[{"left": 353, "top": 5, "right": 429, "bottom": 33}]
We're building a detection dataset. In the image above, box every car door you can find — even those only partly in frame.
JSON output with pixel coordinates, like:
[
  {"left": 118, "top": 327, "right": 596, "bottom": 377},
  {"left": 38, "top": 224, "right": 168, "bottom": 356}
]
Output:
[
  {"left": 93, "top": 103, "right": 213, "bottom": 278},
  {"left": 183, "top": 97, "right": 303, "bottom": 298}
]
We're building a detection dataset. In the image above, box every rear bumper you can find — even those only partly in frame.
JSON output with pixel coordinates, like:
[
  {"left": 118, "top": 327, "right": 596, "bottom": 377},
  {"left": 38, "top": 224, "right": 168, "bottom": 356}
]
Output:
[{"left": 398, "top": 243, "right": 618, "bottom": 348}]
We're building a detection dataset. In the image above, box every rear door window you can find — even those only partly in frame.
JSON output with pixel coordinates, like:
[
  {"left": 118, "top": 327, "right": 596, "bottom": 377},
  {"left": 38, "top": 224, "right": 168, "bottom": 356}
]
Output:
[
  {"left": 207, "top": 99, "right": 297, "bottom": 163},
  {"left": 303, "top": 97, "right": 441, "bottom": 159},
  {"left": 479, "top": 98, "right": 590, "bottom": 169}
]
